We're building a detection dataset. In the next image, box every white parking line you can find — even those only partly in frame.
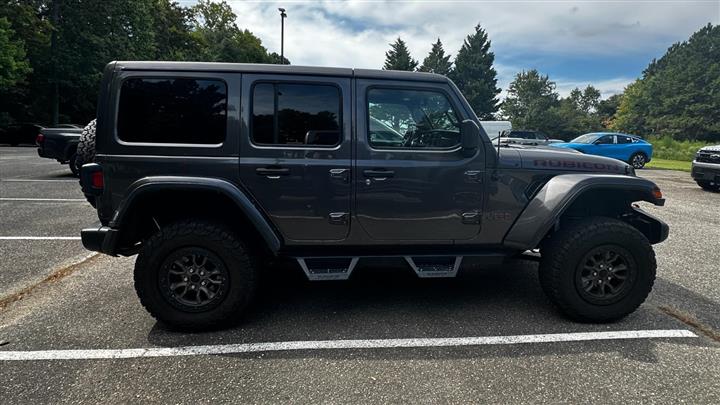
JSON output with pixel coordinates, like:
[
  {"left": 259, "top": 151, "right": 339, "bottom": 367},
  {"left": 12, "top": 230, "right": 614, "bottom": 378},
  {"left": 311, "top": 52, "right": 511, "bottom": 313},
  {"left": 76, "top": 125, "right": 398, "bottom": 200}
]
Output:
[
  {"left": 0, "top": 329, "right": 697, "bottom": 361},
  {"left": 0, "top": 236, "right": 81, "bottom": 240},
  {"left": 0, "top": 198, "right": 85, "bottom": 202}
]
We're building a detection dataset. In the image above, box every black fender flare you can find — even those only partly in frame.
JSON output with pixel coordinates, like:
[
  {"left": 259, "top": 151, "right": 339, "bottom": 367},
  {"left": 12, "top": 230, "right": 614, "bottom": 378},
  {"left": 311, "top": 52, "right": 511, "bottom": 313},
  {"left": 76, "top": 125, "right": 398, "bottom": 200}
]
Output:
[
  {"left": 109, "top": 176, "right": 282, "bottom": 253},
  {"left": 503, "top": 174, "right": 666, "bottom": 250}
]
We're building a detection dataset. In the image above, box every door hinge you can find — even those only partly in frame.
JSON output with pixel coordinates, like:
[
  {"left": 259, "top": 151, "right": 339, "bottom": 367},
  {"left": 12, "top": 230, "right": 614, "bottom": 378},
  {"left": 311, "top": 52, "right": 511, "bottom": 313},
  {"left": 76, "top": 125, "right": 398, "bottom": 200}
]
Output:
[{"left": 328, "top": 212, "right": 349, "bottom": 225}]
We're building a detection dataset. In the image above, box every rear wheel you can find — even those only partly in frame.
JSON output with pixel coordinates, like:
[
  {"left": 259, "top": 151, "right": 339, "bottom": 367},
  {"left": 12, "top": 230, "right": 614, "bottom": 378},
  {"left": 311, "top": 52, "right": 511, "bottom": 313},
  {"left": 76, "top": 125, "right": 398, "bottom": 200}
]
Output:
[
  {"left": 629, "top": 152, "right": 647, "bottom": 169},
  {"left": 68, "top": 153, "right": 80, "bottom": 176},
  {"left": 539, "top": 217, "right": 656, "bottom": 322},
  {"left": 696, "top": 180, "right": 720, "bottom": 192},
  {"left": 134, "top": 220, "right": 259, "bottom": 331}
]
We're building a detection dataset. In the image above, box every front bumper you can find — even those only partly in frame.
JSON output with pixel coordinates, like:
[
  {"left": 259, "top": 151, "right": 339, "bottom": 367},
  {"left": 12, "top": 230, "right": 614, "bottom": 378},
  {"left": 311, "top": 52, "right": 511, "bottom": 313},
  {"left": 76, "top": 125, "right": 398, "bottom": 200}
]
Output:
[
  {"left": 691, "top": 161, "right": 720, "bottom": 182},
  {"left": 81, "top": 224, "right": 119, "bottom": 256}
]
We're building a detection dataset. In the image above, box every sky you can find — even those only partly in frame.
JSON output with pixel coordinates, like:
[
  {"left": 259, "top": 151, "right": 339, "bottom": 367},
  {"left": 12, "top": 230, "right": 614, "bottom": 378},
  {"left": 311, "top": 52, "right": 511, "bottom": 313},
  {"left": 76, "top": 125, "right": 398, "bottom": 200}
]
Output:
[{"left": 181, "top": 0, "right": 720, "bottom": 99}]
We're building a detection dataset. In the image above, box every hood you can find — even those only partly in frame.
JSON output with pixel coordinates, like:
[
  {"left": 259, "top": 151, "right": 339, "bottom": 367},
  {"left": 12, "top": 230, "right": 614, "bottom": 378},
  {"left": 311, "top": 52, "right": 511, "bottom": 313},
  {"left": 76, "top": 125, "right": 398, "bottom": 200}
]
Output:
[
  {"left": 498, "top": 147, "right": 633, "bottom": 175},
  {"left": 698, "top": 145, "right": 720, "bottom": 152},
  {"left": 549, "top": 142, "right": 584, "bottom": 149}
]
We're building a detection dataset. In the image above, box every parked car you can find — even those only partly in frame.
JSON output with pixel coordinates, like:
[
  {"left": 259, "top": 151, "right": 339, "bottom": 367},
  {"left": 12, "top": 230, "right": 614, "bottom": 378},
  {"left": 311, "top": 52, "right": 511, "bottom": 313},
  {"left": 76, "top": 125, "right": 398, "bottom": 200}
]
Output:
[
  {"left": 691, "top": 145, "right": 720, "bottom": 191},
  {"left": 491, "top": 129, "right": 563, "bottom": 146},
  {"left": 78, "top": 61, "right": 667, "bottom": 331},
  {"left": 479, "top": 120, "right": 512, "bottom": 140},
  {"left": 551, "top": 132, "right": 653, "bottom": 169},
  {"left": 36, "top": 126, "right": 84, "bottom": 175},
  {"left": 0, "top": 123, "right": 44, "bottom": 146}
]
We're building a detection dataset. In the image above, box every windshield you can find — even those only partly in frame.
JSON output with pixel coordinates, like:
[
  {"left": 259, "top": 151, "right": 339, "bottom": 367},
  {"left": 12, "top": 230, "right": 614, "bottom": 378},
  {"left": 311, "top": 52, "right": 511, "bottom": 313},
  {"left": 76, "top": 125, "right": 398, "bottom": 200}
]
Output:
[{"left": 571, "top": 133, "right": 601, "bottom": 144}]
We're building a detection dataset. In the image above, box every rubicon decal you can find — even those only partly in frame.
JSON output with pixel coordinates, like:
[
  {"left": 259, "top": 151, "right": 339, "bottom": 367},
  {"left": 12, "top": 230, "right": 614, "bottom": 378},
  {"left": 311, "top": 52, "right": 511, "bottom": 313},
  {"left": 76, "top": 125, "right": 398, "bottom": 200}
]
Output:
[{"left": 532, "top": 159, "right": 623, "bottom": 172}]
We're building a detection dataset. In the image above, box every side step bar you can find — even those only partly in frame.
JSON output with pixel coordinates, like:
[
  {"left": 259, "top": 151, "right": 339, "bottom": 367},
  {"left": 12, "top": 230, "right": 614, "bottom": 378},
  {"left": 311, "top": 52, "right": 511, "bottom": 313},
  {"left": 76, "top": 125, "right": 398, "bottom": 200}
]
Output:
[
  {"left": 295, "top": 256, "right": 465, "bottom": 281},
  {"left": 297, "top": 257, "right": 359, "bottom": 281},
  {"left": 405, "top": 256, "right": 463, "bottom": 278}
]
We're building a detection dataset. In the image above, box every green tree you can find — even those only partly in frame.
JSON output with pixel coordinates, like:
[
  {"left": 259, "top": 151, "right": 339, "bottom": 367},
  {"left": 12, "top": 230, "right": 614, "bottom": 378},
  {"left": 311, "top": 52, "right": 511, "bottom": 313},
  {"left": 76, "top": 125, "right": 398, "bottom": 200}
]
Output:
[
  {"left": 501, "top": 69, "right": 559, "bottom": 131},
  {"left": 418, "top": 38, "right": 452, "bottom": 75},
  {"left": 190, "top": 0, "right": 273, "bottom": 63},
  {"left": 151, "top": 0, "right": 198, "bottom": 61},
  {"left": 450, "top": 24, "right": 500, "bottom": 119},
  {"left": 0, "top": 1, "right": 52, "bottom": 125},
  {"left": 382, "top": 37, "right": 418, "bottom": 71},
  {"left": 0, "top": 18, "right": 31, "bottom": 90},
  {"left": 52, "top": 0, "right": 157, "bottom": 122},
  {"left": 597, "top": 93, "right": 622, "bottom": 127},
  {"left": 551, "top": 86, "right": 604, "bottom": 139},
  {"left": 612, "top": 23, "right": 720, "bottom": 140}
]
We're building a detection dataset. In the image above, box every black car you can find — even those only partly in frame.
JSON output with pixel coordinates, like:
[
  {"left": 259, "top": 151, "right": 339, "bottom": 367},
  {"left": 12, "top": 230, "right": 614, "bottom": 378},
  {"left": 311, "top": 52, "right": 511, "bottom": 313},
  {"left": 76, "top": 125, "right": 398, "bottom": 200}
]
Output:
[
  {"left": 78, "top": 61, "right": 668, "bottom": 330},
  {"left": 0, "top": 123, "right": 43, "bottom": 146}
]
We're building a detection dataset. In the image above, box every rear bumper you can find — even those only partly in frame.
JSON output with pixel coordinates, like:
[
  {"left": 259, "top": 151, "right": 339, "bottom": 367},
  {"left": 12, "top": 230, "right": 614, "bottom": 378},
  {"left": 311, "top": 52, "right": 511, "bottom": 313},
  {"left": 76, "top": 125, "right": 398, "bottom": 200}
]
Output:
[
  {"left": 691, "top": 161, "right": 720, "bottom": 181},
  {"left": 81, "top": 225, "right": 119, "bottom": 256}
]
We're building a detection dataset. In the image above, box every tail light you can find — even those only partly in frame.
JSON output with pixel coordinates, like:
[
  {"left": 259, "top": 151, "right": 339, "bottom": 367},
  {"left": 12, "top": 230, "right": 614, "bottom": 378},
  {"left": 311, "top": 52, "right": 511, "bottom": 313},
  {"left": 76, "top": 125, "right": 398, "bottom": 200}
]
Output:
[
  {"left": 81, "top": 163, "right": 104, "bottom": 196},
  {"left": 91, "top": 170, "right": 104, "bottom": 188},
  {"left": 36, "top": 133, "right": 44, "bottom": 145}
]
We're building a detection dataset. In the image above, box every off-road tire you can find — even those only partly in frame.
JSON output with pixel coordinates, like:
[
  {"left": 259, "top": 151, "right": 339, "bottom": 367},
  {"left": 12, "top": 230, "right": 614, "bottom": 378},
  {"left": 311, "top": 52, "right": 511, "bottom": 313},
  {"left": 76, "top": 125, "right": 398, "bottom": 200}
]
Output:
[
  {"left": 75, "top": 119, "right": 96, "bottom": 168},
  {"left": 539, "top": 217, "right": 656, "bottom": 322},
  {"left": 696, "top": 180, "right": 720, "bottom": 192},
  {"left": 134, "top": 221, "right": 258, "bottom": 331},
  {"left": 629, "top": 152, "right": 647, "bottom": 169},
  {"left": 76, "top": 119, "right": 97, "bottom": 205}
]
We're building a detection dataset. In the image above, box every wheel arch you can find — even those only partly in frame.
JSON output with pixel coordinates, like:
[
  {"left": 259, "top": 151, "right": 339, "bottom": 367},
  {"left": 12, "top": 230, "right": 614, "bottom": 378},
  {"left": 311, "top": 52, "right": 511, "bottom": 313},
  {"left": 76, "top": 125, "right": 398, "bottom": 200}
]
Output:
[
  {"left": 503, "top": 174, "right": 667, "bottom": 250},
  {"left": 109, "top": 177, "right": 282, "bottom": 255}
]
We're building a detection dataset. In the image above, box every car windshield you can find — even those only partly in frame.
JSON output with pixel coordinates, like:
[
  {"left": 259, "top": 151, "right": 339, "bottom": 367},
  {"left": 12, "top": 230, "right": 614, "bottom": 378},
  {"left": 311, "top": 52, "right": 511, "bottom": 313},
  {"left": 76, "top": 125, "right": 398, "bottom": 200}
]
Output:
[{"left": 571, "top": 133, "right": 601, "bottom": 144}]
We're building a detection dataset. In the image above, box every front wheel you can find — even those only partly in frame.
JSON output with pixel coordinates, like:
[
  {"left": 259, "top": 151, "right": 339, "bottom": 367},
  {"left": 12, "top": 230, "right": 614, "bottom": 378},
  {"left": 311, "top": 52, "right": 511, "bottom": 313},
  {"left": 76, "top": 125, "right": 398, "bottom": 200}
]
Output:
[
  {"left": 696, "top": 180, "right": 720, "bottom": 192},
  {"left": 134, "top": 220, "right": 258, "bottom": 331},
  {"left": 629, "top": 152, "right": 647, "bottom": 169},
  {"left": 539, "top": 217, "right": 656, "bottom": 322}
]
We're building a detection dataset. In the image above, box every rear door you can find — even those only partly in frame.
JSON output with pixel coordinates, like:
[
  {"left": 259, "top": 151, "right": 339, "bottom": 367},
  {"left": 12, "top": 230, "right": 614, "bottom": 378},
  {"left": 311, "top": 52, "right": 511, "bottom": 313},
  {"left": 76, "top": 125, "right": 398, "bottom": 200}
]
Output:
[
  {"left": 354, "top": 80, "right": 485, "bottom": 241},
  {"left": 239, "top": 75, "right": 352, "bottom": 242}
]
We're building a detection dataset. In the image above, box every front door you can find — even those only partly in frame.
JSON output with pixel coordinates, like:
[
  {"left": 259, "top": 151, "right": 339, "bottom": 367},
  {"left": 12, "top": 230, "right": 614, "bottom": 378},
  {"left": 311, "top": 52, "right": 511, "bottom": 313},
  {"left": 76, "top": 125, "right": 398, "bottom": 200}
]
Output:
[
  {"left": 239, "top": 74, "right": 352, "bottom": 242},
  {"left": 354, "top": 80, "right": 485, "bottom": 241}
]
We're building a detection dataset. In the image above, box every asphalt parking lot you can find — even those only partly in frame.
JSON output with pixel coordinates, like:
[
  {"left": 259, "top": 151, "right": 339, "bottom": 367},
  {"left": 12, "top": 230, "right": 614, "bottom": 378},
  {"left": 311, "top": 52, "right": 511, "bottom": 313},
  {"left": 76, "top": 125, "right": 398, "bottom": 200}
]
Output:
[{"left": 1, "top": 145, "right": 719, "bottom": 403}]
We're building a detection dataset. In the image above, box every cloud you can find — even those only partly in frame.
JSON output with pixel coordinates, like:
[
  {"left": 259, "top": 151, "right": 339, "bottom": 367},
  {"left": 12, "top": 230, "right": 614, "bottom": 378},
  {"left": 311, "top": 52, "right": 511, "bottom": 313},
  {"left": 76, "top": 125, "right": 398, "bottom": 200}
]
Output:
[{"left": 193, "top": 0, "right": 719, "bottom": 98}]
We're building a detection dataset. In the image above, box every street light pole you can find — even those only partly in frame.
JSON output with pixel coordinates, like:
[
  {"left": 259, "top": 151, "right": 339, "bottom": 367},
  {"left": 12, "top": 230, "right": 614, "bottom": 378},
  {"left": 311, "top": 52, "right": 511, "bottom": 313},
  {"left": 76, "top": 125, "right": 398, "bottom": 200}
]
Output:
[{"left": 278, "top": 8, "right": 287, "bottom": 64}]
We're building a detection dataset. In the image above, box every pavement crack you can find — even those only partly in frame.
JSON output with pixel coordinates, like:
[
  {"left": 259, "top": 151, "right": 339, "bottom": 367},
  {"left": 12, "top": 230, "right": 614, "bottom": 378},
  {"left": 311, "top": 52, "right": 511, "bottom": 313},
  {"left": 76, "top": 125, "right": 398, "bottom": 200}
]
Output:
[
  {"left": 0, "top": 253, "right": 100, "bottom": 312},
  {"left": 658, "top": 305, "right": 720, "bottom": 343}
]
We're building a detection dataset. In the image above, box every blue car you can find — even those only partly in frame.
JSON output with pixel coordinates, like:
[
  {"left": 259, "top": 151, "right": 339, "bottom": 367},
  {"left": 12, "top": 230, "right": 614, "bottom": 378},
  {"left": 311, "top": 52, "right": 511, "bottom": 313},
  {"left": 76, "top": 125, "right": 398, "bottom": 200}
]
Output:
[{"left": 550, "top": 132, "right": 653, "bottom": 169}]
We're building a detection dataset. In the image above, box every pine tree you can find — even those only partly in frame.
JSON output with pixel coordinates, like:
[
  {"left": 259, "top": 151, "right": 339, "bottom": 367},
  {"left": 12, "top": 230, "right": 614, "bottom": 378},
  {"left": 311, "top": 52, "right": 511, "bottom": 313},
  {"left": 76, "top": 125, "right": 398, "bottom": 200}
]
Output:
[
  {"left": 382, "top": 37, "right": 418, "bottom": 71},
  {"left": 450, "top": 24, "right": 501, "bottom": 119},
  {"left": 418, "top": 38, "right": 452, "bottom": 75}
]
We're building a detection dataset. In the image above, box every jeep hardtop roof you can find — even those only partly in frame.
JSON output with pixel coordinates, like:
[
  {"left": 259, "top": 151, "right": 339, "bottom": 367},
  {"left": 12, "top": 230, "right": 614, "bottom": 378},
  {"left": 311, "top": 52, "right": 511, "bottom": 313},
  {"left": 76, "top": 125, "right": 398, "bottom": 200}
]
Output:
[{"left": 112, "top": 61, "right": 448, "bottom": 83}]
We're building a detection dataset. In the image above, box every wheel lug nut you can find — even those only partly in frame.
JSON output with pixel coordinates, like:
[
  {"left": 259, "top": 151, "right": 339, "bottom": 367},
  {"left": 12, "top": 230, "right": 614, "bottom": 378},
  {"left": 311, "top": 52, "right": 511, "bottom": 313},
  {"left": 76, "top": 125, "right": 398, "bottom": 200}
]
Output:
[
  {"left": 183, "top": 277, "right": 188, "bottom": 281},
  {"left": 190, "top": 285, "right": 195, "bottom": 289}
]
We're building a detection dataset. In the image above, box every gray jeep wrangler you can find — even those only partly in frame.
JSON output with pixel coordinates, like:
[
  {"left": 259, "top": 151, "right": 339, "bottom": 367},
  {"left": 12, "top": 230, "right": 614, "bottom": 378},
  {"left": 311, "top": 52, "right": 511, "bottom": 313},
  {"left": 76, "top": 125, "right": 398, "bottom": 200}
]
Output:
[{"left": 79, "top": 62, "right": 669, "bottom": 330}]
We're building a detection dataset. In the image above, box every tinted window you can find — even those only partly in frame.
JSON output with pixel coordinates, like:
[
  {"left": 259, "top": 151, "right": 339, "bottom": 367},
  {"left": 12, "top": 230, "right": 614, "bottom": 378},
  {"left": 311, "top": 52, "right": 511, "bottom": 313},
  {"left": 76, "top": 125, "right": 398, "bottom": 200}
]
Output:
[
  {"left": 118, "top": 78, "right": 227, "bottom": 144},
  {"left": 368, "top": 88, "right": 460, "bottom": 149},
  {"left": 617, "top": 135, "right": 634, "bottom": 144},
  {"left": 595, "top": 135, "right": 614, "bottom": 144},
  {"left": 251, "top": 83, "right": 341, "bottom": 146}
]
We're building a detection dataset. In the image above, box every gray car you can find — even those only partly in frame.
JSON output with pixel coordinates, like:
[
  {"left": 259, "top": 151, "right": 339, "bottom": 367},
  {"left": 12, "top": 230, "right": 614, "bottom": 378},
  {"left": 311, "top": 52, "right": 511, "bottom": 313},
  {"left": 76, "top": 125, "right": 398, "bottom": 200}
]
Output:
[
  {"left": 78, "top": 61, "right": 668, "bottom": 331},
  {"left": 692, "top": 145, "right": 720, "bottom": 191},
  {"left": 491, "top": 129, "right": 564, "bottom": 146}
]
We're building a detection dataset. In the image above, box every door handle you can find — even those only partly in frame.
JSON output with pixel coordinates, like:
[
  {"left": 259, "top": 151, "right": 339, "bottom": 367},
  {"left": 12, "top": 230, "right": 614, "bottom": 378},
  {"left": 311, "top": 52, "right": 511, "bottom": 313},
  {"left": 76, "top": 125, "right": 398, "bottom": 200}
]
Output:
[
  {"left": 329, "top": 168, "right": 349, "bottom": 182},
  {"left": 256, "top": 167, "right": 290, "bottom": 179},
  {"left": 363, "top": 169, "right": 394, "bottom": 180}
]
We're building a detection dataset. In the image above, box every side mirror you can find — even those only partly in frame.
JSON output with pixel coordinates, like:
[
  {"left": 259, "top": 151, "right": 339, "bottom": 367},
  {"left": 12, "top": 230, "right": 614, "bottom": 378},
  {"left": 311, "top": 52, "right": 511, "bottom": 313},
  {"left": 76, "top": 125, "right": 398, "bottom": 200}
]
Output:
[{"left": 460, "top": 119, "right": 480, "bottom": 156}]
